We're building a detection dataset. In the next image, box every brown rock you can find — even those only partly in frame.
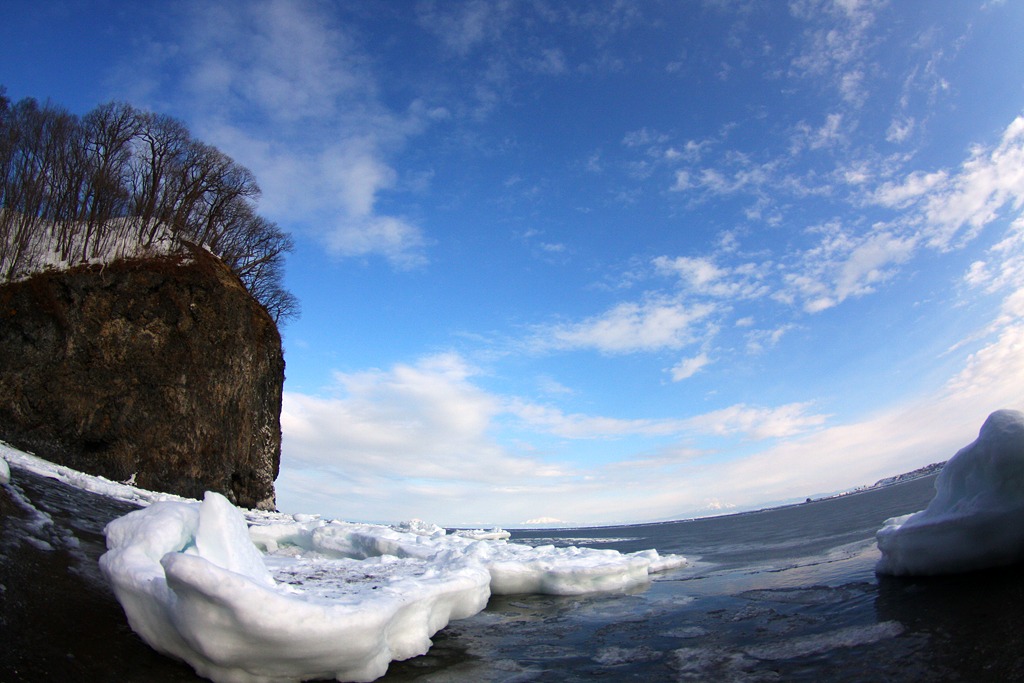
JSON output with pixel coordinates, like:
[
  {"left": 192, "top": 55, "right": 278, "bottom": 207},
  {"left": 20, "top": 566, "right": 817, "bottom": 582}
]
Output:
[{"left": 0, "top": 243, "right": 283, "bottom": 509}]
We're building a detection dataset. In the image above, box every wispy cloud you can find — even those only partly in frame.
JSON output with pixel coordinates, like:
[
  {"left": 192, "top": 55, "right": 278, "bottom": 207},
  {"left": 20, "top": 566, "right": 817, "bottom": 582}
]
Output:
[
  {"left": 784, "top": 224, "right": 919, "bottom": 312},
  {"left": 540, "top": 297, "right": 716, "bottom": 354},
  {"left": 963, "top": 216, "right": 1024, "bottom": 295},
  {"left": 654, "top": 255, "right": 772, "bottom": 300},
  {"left": 505, "top": 401, "right": 683, "bottom": 440},
  {"left": 671, "top": 352, "right": 712, "bottom": 381},
  {"left": 653, "top": 113, "right": 1024, "bottom": 317},
  {"left": 790, "top": 112, "right": 848, "bottom": 152},
  {"left": 132, "top": 0, "right": 437, "bottom": 268},
  {"left": 416, "top": 0, "right": 511, "bottom": 57},
  {"left": 683, "top": 402, "right": 829, "bottom": 440},
  {"left": 788, "top": 0, "right": 882, "bottom": 105},
  {"left": 919, "top": 116, "right": 1024, "bottom": 247}
]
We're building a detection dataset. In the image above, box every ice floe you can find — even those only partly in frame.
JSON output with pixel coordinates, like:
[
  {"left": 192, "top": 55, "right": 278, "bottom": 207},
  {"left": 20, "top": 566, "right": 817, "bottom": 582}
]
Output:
[
  {"left": 876, "top": 409, "right": 1024, "bottom": 576},
  {"left": 99, "top": 493, "right": 684, "bottom": 682},
  {"left": 248, "top": 516, "right": 686, "bottom": 596}
]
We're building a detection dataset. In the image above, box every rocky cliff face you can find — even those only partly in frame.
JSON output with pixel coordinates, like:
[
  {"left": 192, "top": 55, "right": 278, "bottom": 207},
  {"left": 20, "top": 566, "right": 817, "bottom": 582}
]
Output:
[{"left": 0, "top": 244, "right": 284, "bottom": 509}]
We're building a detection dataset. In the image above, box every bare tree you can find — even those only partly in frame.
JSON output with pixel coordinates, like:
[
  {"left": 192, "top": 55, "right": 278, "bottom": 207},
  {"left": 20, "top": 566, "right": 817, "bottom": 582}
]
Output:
[
  {"left": 80, "top": 101, "right": 140, "bottom": 259},
  {"left": 0, "top": 90, "right": 298, "bottom": 323}
]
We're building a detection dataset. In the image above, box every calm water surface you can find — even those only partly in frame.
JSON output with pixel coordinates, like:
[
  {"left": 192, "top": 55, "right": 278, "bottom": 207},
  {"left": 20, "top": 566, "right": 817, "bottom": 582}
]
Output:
[{"left": 3, "top": 467, "right": 1023, "bottom": 682}]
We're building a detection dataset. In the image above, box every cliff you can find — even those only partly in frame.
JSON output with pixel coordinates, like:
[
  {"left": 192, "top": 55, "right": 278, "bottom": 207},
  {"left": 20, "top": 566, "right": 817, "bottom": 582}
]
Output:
[{"left": 0, "top": 243, "right": 284, "bottom": 509}]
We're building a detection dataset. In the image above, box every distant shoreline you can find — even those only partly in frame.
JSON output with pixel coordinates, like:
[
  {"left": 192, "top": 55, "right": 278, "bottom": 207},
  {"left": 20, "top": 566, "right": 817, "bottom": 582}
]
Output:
[{"left": 502, "top": 465, "right": 944, "bottom": 533}]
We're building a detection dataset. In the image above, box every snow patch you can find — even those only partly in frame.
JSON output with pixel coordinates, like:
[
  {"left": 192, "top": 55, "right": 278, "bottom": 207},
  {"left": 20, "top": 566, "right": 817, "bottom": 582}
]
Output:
[{"left": 0, "top": 442, "right": 190, "bottom": 507}]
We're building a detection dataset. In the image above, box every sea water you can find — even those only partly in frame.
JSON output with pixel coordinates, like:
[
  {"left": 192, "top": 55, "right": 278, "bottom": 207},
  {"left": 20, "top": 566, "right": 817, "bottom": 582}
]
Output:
[
  {"left": 386, "top": 475, "right": 1024, "bottom": 681},
  {"left": 4, "top": 467, "right": 1023, "bottom": 681}
]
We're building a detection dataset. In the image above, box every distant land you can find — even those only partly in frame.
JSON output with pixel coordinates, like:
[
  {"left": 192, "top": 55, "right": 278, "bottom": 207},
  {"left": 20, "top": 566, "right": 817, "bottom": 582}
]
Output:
[
  {"left": 870, "top": 462, "right": 946, "bottom": 489},
  {"left": 804, "top": 461, "right": 946, "bottom": 505}
]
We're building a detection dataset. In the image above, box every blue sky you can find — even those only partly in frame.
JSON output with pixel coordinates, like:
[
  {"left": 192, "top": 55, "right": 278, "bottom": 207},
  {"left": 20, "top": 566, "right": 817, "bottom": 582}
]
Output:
[{"left": 4, "top": 0, "right": 1024, "bottom": 526}]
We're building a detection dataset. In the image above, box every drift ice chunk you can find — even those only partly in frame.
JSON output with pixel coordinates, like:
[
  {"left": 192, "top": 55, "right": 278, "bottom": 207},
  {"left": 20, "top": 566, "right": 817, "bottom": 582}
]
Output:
[{"left": 876, "top": 409, "right": 1024, "bottom": 575}]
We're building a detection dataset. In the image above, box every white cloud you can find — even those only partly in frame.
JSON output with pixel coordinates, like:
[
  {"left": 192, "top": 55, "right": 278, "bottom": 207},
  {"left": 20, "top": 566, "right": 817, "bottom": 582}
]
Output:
[
  {"left": 532, "top": 47, "right": 569, "bottom": 75},
  {"left": 920, "top": 116, "right": 1024, "bottom": 247},
  {"left": 834, "top": 231, "right": 917, "bottom": 300},
  {"left": 654, "top": 255, "right": 771, "bottom": 299},
  {"left": 792, "top": 113, "right": 847, "bottom": 152},
  {"left": 671, "top": 352, "right": 712, "bottom": 381},
  {"left": 745, "top": 324, "right": 794, "bottom": 354},
  {"left": 671, "top": 170, "right": 692, "bottom": 191},
  {"left": 871, "top": 170, "right": 949, "bottom": 209},
  {"left": 654, "top": 112, "right": 1024, "bottom": 321},
  {"left": 962, "top": 217, "right": 1024, "bottom": 294},
  {"left": 839, "top": 69, "right": 866, "bottom": 105},
  {"left": 866, "top": 116, "right": 1024, "bottom": 250},
  {"left": 326, "top": 216, "right": 429, "bottom": 268},
  {"left": 655, "top": 255, "right": 726, "bottom": 288},
  {"left": 945, "top": 323, "right": 1024, "bottom": 402},
  {"left": 283, "top": 354, "right": 504, "bottom": 474},
  {"left": 886, "top": 116, "right": 915, "bottom": 143},
  {"left": 782, "top": 222, "right": 917, "bottom": 312},
  {"left": 506, "top": 401, "right": 682, "bottom": 440},
  {"left": 684, "top": 402, "right": 829, "bottom": 440},
  {"left": 652, "top": 115, "right": 1024, "bottom": 327},
  {"left": 622, "top": 127, "right": 670, "bottom": 148},
  {"left": 544, "top": 298, "right": 716, "bottom": 354},
  {"left": 180, "top": 0, "right": 368, "bottom": 123},
  {"left": 788, "top": 0, "right": 880, "bottom": 104},
  {"left": 694, "top": 161, "right": 776, "bottom": 195},
  {"left": 814, "top": 113, "right": 846, "bottom": 149}
]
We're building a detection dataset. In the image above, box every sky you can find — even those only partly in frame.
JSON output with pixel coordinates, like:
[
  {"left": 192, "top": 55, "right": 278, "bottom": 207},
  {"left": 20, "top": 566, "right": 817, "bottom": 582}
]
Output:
[{"left": 3, "top": 0, "right": 1024, "bottom": 527}]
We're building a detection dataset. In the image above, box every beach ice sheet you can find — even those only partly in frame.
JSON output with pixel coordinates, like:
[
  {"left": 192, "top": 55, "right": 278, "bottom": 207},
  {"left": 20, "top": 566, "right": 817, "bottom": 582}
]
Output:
[
  {"left": 876, "top": 409, "right": 1024, "bottom": 576},
  {"left": 99, "top": 492, "right": 493, "bottom": 683},
  {"left": 89, "top": 477, "right": 685, "bottom": 682},
  {"left": 252, "top": 518, "right": 687, "bottom": 596}
]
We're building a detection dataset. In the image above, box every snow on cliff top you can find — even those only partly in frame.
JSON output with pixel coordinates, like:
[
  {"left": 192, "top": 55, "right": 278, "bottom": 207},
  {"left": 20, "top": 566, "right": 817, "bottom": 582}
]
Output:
[{"left": 1, "top": 214, "right": 183, "bottom": 283}]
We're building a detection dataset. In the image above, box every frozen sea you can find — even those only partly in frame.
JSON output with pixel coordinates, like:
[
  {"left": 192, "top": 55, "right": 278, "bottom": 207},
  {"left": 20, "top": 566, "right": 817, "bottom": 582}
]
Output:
[{"left": 3, "top": 464, "right": 1023, "bottom": 681}]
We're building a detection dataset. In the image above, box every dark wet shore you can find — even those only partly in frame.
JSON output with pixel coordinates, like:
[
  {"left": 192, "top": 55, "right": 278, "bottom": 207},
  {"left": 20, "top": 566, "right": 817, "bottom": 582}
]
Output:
[{"left": 0, "top": 467, "right": 200, "bottom": 681}]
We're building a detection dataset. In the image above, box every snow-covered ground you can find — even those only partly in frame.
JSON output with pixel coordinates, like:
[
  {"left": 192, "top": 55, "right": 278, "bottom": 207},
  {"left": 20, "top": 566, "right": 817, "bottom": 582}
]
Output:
[
  {"left": 876, "top": 409, "right": 1024, "bottom": 576},
  {"left": 0, "top": 443, "right": 686, "bottom": 683},
  {"left": 0, "top": 212, "right": 180, "bottom": 283}
]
